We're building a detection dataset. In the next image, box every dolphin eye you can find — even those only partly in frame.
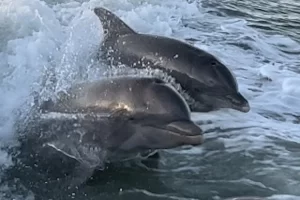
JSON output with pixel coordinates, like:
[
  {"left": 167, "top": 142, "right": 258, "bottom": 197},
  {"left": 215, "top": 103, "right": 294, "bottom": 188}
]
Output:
[
  {"left": 211, "top": 61, "right": 217, "bottom": 67},
  {"left": 103, "top": 29, "right": 108, "bottom": 35}
]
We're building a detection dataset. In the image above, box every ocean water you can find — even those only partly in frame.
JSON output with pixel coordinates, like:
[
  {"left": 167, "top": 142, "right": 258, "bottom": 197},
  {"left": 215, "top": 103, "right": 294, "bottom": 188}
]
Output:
[{"left": 0, "top": 0, "right": 300, "bottom": 199}]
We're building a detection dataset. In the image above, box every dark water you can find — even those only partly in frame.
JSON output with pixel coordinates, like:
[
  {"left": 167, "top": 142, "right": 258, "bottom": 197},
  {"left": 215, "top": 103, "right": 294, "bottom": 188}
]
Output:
[
  {"left": 1, "top": 0, "right": 300, "bottom": 200},
  {"left": 204, "top": 0, "right": 300, "bottom": 43}
]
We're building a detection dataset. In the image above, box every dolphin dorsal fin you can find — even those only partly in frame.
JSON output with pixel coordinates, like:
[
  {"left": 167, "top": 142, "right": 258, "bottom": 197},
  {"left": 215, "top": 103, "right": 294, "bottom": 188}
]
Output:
[{"left": 93, "top": 7, "right": 136, "bottom": 41}]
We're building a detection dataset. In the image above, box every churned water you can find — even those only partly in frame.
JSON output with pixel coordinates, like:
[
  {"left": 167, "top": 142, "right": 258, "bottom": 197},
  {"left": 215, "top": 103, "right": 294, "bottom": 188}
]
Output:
[{"left": 0, "top": 0, "right": 300, "bottom": 199}]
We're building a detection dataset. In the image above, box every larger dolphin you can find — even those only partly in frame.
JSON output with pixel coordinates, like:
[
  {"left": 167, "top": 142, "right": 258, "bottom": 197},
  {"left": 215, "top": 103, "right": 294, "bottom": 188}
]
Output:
[
  {"left": 18, "top": 76, "right": 203, "bottom": 188},
  {"left": 93, "top": 7, "right": 250, "bottom": 113}
]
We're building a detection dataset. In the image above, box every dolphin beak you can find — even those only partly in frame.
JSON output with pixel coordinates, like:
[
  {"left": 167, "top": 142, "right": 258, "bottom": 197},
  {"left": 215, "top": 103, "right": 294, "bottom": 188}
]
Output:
[
  {"left": 164, "top": 121, "right": 204, "bottom": 145},
  {"left": 224, "top": 92, "right": 250, "bottom": 113},
  {"left": 234, "top": 92, "right": 250, "bottom": 113},
  {"left": 239, "top": 102, "right": 250, "bottom": 113},
  {"left": 126, "top": 120, "right": 204, "bottom": 150}
]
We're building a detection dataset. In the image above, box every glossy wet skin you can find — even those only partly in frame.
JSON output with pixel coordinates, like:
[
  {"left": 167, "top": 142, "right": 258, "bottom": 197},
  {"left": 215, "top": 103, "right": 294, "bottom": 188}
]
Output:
[
  {"left": 103, "top": 113, "right": 203, "bottom": 161},
  {"left": 37, "top": 76, "right": 203, "bottom": 158},
  {"left": 17, "top": 77, "right": 203, "bottom": 190},
  {"left": 94, "top": 7, "right": 250, "bottom": 113},
  {"left": 41, "top": 76, "right": 191, "bottom": 118},
  {"left": 32, "top": 111, "right": 203, "bottom": 164}
]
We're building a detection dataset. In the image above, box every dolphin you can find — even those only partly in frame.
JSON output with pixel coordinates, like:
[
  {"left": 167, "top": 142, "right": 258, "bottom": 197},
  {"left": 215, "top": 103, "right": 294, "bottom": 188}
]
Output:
[
  {"left": 19, "top": 76, "right": 203, "bottom": 188},
  {"left": 93, "top": 7, "right": 250, "bottom": 113}
]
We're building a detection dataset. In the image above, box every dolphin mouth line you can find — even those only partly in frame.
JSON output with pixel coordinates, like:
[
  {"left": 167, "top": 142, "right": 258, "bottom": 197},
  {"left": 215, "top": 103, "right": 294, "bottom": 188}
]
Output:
[
  {"left": 168, "top": 131, "right": 204, "bottom": 145},
  {"left": 236, "top": 104, "right": 250, "bottom": 113},
  {"left": 220, "top": 102, "right": 250, "bottom": 113},
  {"left": 199, "top": 92, "right": 251, "bottom": 113},
  {"left": 149, "top": 124, "right": 204, "bottom": 145}
]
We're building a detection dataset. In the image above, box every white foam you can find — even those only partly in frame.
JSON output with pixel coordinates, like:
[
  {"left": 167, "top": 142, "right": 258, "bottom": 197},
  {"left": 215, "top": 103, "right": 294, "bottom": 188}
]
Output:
[
  {"left": 0, "top": 0, "right": 64, "bottom": 139},
  {"left": 0, "top": 149, "right": 12, "bottom": 170},
  {"left": 282, "top": 78, "right": 300, "bottom": 96}
]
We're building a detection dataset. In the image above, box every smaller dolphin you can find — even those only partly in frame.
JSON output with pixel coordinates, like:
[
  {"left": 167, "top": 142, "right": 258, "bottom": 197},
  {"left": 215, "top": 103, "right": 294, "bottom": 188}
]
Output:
[
  {"left": 20, "top": 76, "right": 203, "bottom": 188},
  {"left": 93, "top": 7, "right": 250, "bottom": 113}
]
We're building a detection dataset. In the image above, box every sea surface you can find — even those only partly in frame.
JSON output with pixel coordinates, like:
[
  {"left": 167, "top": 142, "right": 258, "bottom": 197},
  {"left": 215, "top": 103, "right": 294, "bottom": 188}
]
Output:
[{"left": 0, "top": 0, "right": 300, "bottom": 200}]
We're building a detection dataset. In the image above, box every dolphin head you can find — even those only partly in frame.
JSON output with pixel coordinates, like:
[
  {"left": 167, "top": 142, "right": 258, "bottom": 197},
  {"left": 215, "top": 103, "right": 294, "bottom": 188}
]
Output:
[
  {"left": 187, "top": 51, "right": 250, "bottom": 113},
  {"left": 112, "top": 114, "right": 204, "bottom": 152},
  {"left": 195, "top": 92, "right": 250, "bottom": 113}
]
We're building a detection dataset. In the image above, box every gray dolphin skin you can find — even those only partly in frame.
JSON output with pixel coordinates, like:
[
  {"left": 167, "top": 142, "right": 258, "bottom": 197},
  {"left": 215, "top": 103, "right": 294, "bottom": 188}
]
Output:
[
  {"left": 224, "top": 197, "right": 269, "bottom": 200},
  {"left": 93, "top": 7, "right": 250, "bottom": 113},
  {"left": 41, "top": 76, "right": 192, "bottom": 118},
  {"left": 22, "top": 76, "right": 203, "bottom": 187}
]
